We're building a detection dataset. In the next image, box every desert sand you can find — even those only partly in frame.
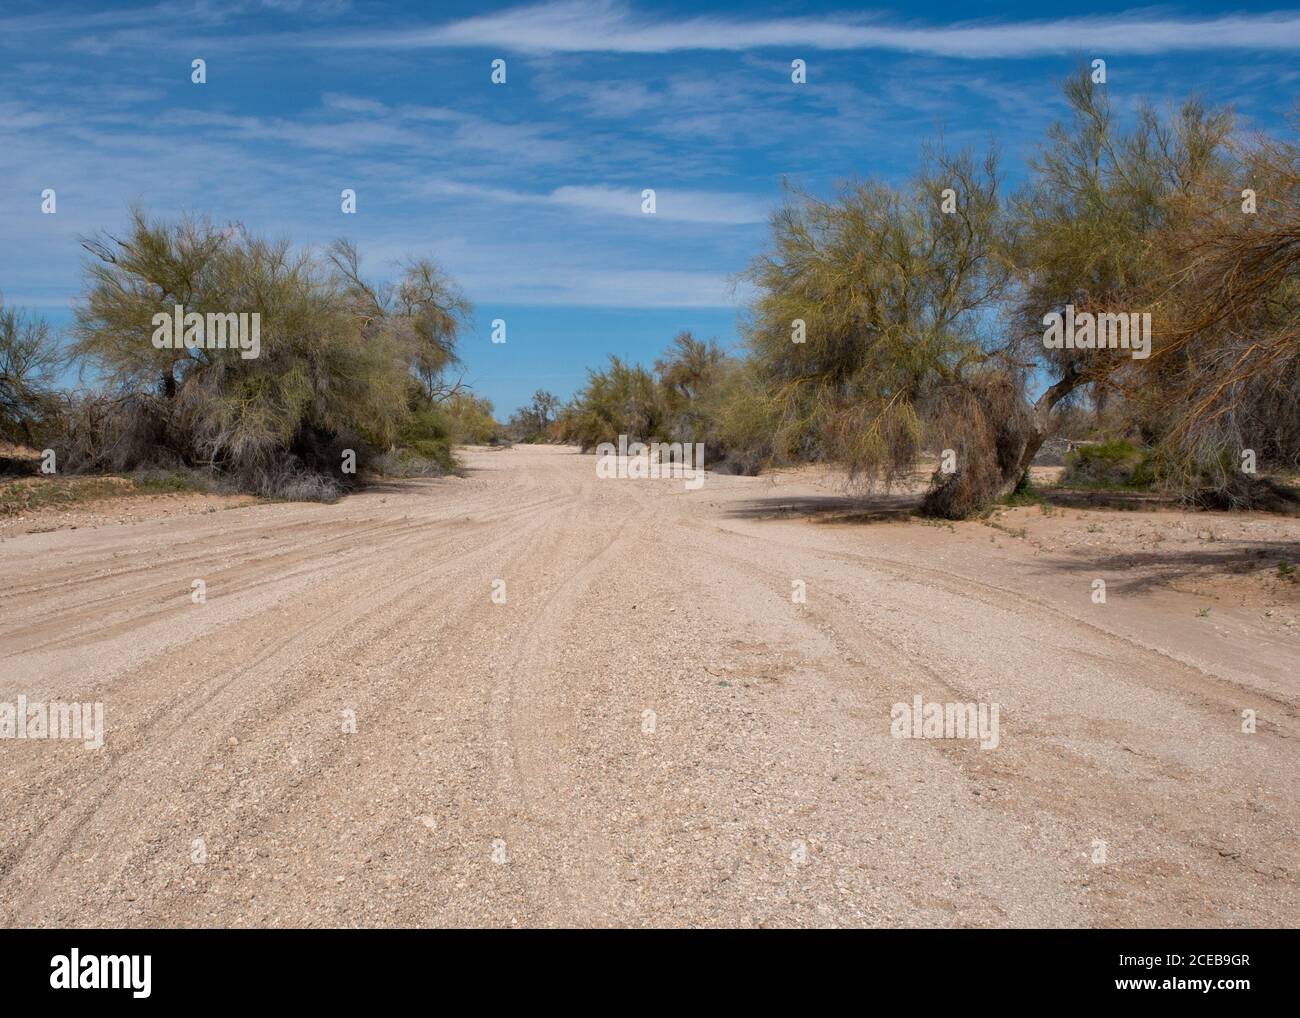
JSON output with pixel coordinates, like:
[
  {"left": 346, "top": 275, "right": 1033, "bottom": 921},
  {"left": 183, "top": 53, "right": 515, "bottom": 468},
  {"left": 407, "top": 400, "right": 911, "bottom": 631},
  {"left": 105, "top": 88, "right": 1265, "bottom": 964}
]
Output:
[{"left": 1, "top": 444, "right": 1296, "bottom": 927}]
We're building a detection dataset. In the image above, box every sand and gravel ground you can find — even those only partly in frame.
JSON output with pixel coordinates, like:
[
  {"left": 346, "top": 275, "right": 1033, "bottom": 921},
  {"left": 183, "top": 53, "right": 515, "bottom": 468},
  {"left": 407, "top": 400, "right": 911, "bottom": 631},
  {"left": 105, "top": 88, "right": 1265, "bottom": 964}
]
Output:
[{"left": 1, "top": 444, "right": 1296, "bottom": 927}]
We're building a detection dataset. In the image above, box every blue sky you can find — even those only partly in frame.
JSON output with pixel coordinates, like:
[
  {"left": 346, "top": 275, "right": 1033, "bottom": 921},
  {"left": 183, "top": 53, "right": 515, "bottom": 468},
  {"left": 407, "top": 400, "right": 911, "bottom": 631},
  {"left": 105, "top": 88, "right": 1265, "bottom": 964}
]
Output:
[{"left": 2, "top": 1, "right": 1298, "bottom": 414}]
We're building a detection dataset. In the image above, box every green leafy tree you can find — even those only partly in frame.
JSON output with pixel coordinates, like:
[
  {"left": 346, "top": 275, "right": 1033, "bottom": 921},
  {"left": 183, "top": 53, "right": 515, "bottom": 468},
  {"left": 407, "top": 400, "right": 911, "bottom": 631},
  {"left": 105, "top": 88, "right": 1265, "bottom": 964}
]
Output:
[
  {"left": 506, "top": 389, "right": 559, "bottom": 443},
  {"left": 745, "top": 70, "right": 1282, "bottom": 515},
  {"left": 559, "top": 358, "right": 663, "bottom": 451},
  {"left": 0, "top": 299, "right": 61, "bottom": 446},
  {"left": 66, "top": 208, "right": 470, "bottom": 496},
  {"left": 745, "top": 140, "right": 1015, "bottom": 515}
]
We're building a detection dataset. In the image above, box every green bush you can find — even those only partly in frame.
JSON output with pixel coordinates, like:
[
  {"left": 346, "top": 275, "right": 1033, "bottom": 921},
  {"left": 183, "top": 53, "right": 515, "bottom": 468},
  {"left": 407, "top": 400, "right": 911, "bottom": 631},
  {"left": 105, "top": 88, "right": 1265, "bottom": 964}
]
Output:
[
  {"left": 506, "top": 390, "right": 560, "bottom": 443},
  {"left": 700, "top": 360, "right": 777, "bottom": 474},
  {"left": 396, "top": 408, "right": 456, "bottom": 472},
  {"left": 0, "top": 299, "right": 62, "bottom": 446},
  {"left": 440, "top": 392, "right": 501, "bottom": 445},
  {"left": 63, "top": 209, "right": 471, "bottom": 500},
  {"left": 554, "top": 334, "right": 777, "bottom": 475},
  {"left": 1060, "top": 440, "right": 1156, "bottom": 490},
  {"left": 560, "top": 357, "right": 664, "bottom": 452}
]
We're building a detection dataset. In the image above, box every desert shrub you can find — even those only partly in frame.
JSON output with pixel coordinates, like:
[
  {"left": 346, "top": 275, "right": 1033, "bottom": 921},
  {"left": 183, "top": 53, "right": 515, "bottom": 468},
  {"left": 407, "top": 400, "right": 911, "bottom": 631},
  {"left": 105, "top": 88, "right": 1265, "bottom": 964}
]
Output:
[
  {"left": 745, "top": 140, "right": 1021, "bottom": 514},
  {"left": 1059, "top": 440, "right": 1156, "bottom": 489},
  {"left": 561, "top": 357, "right": 664, "bottom": 451},
  {"left": 0, "top": 299, "right": 62, "bottom": 446},
  {"left": 655, "top": 332, "right": 724, "bottom": 436},
  {"left": 396, "top": 407, "right": 456, "bottom": 472},
  {"left": 56, "top": 392, "right": 180, "bottom": 473},
  {"left": 506, "top": 390, "right": 560, "bottom": 443},
  {"left": 61, "top": 209, "right": 471, "bottom": 499},
  {"left": 697, "top": 359, "right": 777, "bottom": 474},
  {"left": 737, "top": 71, "right": 1299, "bottom": 516},
  {"left": 258, "top": 469, "right": 344, "bottom": 503},
  {"left": 557, "top": 335, "right": 774, "bottom": 474},
  {"left": 367, "top": 449, "right": 450, "bottom": 479},
  {"left": 129, "top": 467, "right": 215, "bottom": 493},
  {"left": 1125, "top": 129, "right": 1300, "bottom": 488},
  {"left": 441, "top": 392, "right": 500, "bottom": 445}
]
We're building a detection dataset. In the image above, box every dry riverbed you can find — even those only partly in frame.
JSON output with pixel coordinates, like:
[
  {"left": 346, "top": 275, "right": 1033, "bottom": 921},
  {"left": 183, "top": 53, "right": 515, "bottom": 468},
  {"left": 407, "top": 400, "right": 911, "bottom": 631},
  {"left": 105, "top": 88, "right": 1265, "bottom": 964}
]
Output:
[{"left": 1, "top": 445, "right": 1296, "bottom": 927}]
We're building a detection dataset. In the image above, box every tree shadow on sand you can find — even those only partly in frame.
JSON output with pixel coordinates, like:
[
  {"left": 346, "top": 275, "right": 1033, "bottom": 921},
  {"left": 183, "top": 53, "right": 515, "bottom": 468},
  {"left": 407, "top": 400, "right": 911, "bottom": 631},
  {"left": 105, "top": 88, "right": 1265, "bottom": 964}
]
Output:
[
  {"left": 723, "top": 486, "right": 1183, "bottom": 524},
  {"left": 1033, "top": 541, "right": 1300, "bottom": 594},
  {"left": 722, "top": 492, "right": 920, "bottom": 524}
]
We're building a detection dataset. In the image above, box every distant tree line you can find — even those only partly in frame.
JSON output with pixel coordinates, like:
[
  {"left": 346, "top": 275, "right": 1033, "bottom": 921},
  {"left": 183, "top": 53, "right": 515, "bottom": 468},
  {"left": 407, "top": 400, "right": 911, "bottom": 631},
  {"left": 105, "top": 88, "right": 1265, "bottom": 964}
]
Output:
[
  {"left": 3, "top": 71, "right": 1296, "bottom": 514},
  {"left": 2, "top": 209, "right": 498, "bottom": 498},
  {"left": 554, "top": 71, "right": 1300, "bottom": 515}
]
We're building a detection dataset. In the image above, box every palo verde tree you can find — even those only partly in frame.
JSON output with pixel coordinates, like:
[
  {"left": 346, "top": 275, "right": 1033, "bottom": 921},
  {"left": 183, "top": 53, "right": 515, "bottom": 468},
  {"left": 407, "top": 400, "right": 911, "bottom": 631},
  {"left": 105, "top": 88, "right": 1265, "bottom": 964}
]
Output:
[
  {"left": 654, "top": 330, "right": 727, "bottom": 441},
  {"left": 745, "top": 139, "right": 1017, "bottom": 517},
  {"left": 66, "top": 208, "right": 469, "bottom": 496},
  {"left": 558, "top": 356, "right": 664, "bottom": 452},
  {"left": 746, "top": 70, "right": 1283, "bottom": 517},
  {"left": 1135, "top": 126, "right": 1300, "bottom": 501},
  {"left": 507, "top": 389, "right": 560, "bottom": 442},
  {"left": 328, "top": 238, "right": 471, "bottom": 405},
  {"left": 1006, "top": 72, "right": 1237, "bottom": 479},
  {"left": 0, "top": 298, "right": 62, "bottom": 447}
]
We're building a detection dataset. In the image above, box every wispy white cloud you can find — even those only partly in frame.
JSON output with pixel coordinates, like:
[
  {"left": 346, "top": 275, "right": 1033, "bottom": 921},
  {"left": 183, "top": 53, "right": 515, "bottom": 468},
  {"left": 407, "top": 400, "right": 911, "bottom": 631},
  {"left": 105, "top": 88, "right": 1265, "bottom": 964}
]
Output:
[
  {"left": 0, "top": 1, "right": 227, "bottom": 35},
  {"left": 3, "top": 0, "right": 1294, "bottom": 320},
  {"left": 549, "top": 185, "right": 766, "bottom": 224},
  {"left": 15, "top": 1, "right": 1299, "bottom": 59},
  {"left": 312, "top": 0, "right": 1300, "bottom": 57},
  {"left": 464, "top": 265, "right": 747, "bottom": 307},
  {"left": 418, "top": 179, "right": 767, "bottom": 225},
  {"left": 145, "top": 96, "right": 577, "bottom": 165}
]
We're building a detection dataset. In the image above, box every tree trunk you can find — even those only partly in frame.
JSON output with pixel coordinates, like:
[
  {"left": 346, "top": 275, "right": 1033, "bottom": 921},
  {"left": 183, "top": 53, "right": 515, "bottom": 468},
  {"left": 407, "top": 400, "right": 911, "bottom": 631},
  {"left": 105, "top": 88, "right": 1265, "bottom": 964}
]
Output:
[
  {"left": 921, "top": 365, "right": 1085, "bottom": 517},
  {"left": 993, "top": 365, "right": 1084, "bottom": 499}
]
